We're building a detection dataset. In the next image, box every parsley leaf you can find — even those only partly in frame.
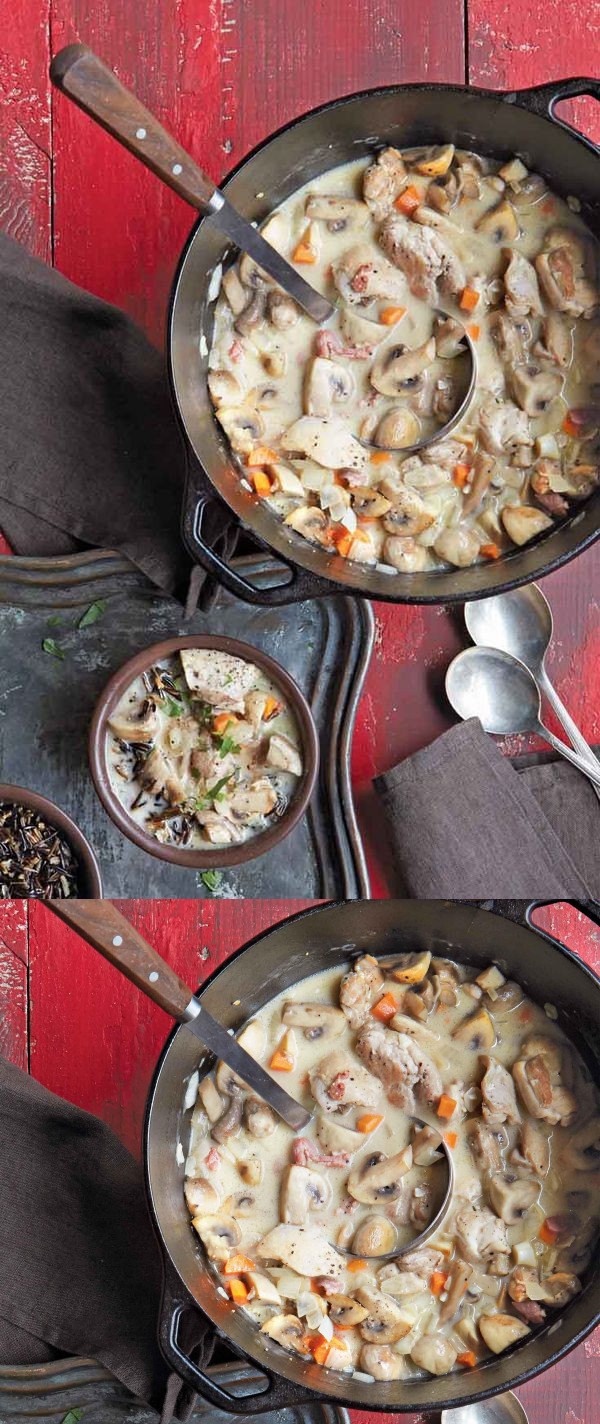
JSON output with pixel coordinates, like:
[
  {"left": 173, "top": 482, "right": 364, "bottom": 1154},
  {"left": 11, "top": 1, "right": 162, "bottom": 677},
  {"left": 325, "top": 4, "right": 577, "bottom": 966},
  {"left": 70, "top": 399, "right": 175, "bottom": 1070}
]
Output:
[
  {"left": 194, "top": 700, "right": 214, "bottom": 727},
  {"left": 78, "top": 599, "right": 106, "bottom": 628},
  {"left": 61, "top": 1411, "right": 84, "bottom": 1424},
  {"left": 194, "top": 772, "right": 233, "bottom": 811},
  {"left": 200, "top": 870, "right": 222, "bottom": 892},
  {"left": 215, "top": 732, "right": 241, "bottom": 759},
  {"left": 47, "top": 614, "right": 62, "bottom": 627},
  {"left": 42, "top": 637, "right": 65, "bottom": 660},
  {"left": 163, "top": 696, "right": 184, "bottom": 718}
]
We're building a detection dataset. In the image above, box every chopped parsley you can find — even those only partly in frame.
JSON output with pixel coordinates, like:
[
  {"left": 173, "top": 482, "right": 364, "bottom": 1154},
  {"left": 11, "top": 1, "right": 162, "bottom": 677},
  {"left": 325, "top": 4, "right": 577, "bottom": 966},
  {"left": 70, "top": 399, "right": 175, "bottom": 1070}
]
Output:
[
  {"left": 194, "top": 700, "right": 214, "bottom": 727},
  {"left": 60, "top": 1412, "right": 84, "bottom": 1424},
  {"left": 78, "top": 599, "right": 106, "bottom": 628},
  {"left": 42, "top": 637, "right": 65, "bottom": 660},
  {"left": 163, "top": 696, "right": 184, "bottom": 718},
  {"left": 194, "top": 772, "right": 233, "bottom": 811},
  {"left": 215, "top": 731, "right": 241, "bottom": 758},
  {"left": 200, "top": 869, "right": 222, "bottom": 892}
]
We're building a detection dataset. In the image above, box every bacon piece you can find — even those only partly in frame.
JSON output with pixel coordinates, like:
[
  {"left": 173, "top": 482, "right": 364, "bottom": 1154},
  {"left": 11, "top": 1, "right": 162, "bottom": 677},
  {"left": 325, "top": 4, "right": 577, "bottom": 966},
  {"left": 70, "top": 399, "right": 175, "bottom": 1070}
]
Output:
[
  {"left": 512, "top": 1299, "right": 546, "bottom": 1325},
  {"left": 228, "top": 339, "right": 243, "bottom": 362},
  {"left": 315, "top": 329, "right": 374, "bottom": 361},
  {"left": 205, "top": 1146, "right": 221, "bottom": 1171},
  {"left": 292, "top": 1136, "right": 351, "bottom": 1169}
]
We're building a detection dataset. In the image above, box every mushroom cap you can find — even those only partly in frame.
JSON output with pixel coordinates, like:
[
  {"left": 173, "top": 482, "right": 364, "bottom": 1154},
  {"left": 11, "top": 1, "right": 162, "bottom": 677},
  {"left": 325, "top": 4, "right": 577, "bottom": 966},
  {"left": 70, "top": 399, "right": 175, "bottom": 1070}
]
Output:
[
  {"left": 348, "top": 1147, "right": 413, "bottom": 1204},
  {"left": 478, "top": 1311, "right": 530, "bottom": 1354}
]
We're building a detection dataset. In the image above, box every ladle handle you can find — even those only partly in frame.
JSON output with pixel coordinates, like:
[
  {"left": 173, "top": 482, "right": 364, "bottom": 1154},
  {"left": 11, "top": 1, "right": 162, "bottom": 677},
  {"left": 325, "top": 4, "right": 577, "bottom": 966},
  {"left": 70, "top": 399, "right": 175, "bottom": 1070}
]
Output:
[
  {"left": 50, "top": 45, "right": 218, "bottom": 211},
  {"left": 539, "top": 723, "right": 600, "bottom": 789},
  {"left": 539, "top": 668, "right": 600, "bottom": 801},
  {"left": 45, "top": 900, "right": 194, "bottom": 1018}
]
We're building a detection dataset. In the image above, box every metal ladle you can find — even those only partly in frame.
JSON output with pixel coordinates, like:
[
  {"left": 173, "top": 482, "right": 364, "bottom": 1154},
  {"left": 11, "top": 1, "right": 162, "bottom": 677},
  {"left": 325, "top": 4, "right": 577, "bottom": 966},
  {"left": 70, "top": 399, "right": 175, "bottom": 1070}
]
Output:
[
  {"left": 446, "top": 645, "right": 600, "bottom": 789},
  {"left": 339, "top": 1122, "right": 455, "bottom": 1262},
  {"left": 465, "top": 584, "right": 600, "bottom": 799},
  {"left": 50, "top": 45, "right": 479, "bottom": 456},
  {"left": 442, "top": 1391, "right": 530, "bottom": 1424}
]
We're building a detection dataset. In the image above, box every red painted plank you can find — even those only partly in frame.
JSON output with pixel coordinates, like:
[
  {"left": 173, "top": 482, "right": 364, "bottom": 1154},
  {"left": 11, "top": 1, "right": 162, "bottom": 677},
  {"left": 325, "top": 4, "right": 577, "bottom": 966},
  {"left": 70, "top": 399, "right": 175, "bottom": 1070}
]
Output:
[
  {"left": 0, "top": 0, "right": 51, "bottom": 261},
  {"left": 28, "top": 898, "right": 314, "bottom": 1156},
  {"left": 0, "top": 901, "right": 29, "bottom": 1071}
]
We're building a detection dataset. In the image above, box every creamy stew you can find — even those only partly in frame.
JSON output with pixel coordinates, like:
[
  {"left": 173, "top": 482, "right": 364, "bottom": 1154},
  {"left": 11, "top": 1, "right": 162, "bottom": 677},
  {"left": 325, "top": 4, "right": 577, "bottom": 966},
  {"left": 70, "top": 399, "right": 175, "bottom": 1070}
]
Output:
[
  {"left": 208, "top": 145, "right": 599, "bottom": 574},
  {"left": 184, "top": 951, "right": 599, "bottom": 1382},
  {"left": 107, "top": 649, "right": 303, "bottom": 849}
]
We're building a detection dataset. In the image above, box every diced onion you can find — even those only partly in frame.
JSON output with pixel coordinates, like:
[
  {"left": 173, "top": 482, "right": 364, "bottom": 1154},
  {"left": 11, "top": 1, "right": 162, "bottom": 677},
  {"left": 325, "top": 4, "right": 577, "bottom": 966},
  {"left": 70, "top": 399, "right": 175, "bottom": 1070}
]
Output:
[
  {"left": 318, "top": 1314, "right": 334, "bottom": 1342},
  {"left": 183, "top": 1071, "right": 199, "bottom": 1110}
]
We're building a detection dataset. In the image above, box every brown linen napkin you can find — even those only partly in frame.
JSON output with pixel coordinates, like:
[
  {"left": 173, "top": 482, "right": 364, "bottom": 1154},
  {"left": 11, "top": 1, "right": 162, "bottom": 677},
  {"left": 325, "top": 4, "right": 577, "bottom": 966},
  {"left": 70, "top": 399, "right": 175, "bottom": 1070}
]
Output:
[
  {"left": 0, "top": 234, "right": 203, "bottom": 600},
  {"left": 374, "top": 717, "right": 597, "bottom": 898},
  {"left": 0, "top": 1055, "right": 214, "bottom": 1421}
]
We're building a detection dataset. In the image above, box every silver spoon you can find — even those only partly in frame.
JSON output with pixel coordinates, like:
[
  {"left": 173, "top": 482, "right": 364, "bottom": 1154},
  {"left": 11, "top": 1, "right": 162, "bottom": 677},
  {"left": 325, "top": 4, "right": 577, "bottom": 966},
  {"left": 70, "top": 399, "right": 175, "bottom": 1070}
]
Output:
[
  {"left": 446, "top": 646, "right": 600, "bottom": 789},
  {"left": 359, "top": 314, "right": 478, "bottom": 454},
  {"left": 465, "top": 585, "right": 600, "bottom": 798},
  {"left": 339, "top": 1123, "right": 455, "bottom": 1262},
  {"left": 442, "top": 1391, "right": 529, "bottom": 1424}
]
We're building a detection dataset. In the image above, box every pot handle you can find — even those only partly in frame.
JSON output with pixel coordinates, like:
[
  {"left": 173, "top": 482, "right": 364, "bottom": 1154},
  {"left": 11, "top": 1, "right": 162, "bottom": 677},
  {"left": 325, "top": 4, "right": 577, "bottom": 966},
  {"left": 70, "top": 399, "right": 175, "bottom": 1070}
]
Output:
[
  {"left": 505, "top": 77, "right": 600, "bottom": 148},
  {"left": 185, "top": 488, "right": 339, "bottom": 606},
  {"left": 493, "top": 897, "right": 600, "bottom": 936},
  {"left": 164, "top": 1302, "right": 319, "bottom": 1415}
]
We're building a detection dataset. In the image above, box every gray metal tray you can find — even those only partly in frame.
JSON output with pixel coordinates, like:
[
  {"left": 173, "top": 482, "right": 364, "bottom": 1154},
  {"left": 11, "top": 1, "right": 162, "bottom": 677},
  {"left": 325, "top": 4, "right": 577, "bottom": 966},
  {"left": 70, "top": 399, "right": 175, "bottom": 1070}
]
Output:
[
  {"left": 0, "top": 551, "right": 373, "bottom": 899},
  {"left": 0, "top": 1356, "right": 350, "bottom": 1423}
]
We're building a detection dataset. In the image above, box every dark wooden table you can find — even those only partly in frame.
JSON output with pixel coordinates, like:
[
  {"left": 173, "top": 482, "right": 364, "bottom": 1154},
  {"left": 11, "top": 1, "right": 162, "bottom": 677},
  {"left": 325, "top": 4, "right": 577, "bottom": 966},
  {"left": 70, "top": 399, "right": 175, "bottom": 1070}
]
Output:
[{"left": 1, "top": 898, "right": 598, "bottom": 1422}]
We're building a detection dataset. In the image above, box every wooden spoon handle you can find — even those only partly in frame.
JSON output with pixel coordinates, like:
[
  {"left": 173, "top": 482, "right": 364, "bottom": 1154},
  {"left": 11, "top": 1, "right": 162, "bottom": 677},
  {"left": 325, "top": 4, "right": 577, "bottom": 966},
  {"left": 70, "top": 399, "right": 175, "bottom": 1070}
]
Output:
[
  {"left": 46, "top": 900, "right": 194, "bottom": 1019},
  {"left": 50, "top": 44, "right": 218, "bottom": 211}
]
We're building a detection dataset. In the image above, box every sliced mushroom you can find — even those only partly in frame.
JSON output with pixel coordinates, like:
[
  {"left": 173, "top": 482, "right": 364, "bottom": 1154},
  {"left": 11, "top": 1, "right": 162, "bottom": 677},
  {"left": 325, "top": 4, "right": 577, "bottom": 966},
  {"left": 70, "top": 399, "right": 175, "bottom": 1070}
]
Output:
[
  {"left": 374, "top": 406, "right": 421, "bottom": 449},
  {"left": 477, "top": 198, "right": 519, "bottom": 242},
  {"left": 238, "top": 1156, "right": 263, "bottom": 1187},
  {"left": 511, "top": 365, "right": 563, "bottom": 416},
  {"left": 347, "top": 1147, "right": 413, "bottom": 1204},
  {"left": 534, "top": 311, "right": 573, "bottom": 369},
  {"left": 355, "top": 1285, "right": 412, "bottom": 1343},
  {"left": 317, "top": 1115, "right": 364, "bottom": 1156},
  {"left": 410, "top": 1335, "right": 458, "bottom": 1375},
  {"left": 466, "top": 1119, "right": 503, "bottom": 1174},
  {"left": 359, "top": 1343, "right": 407, "bottom": 1381},
  {"left": 184, "top": 1176, "right": 221, "bottom": 1215},
  {"left": 463, "top": 451, "right": 495, "bottom": 515},
  {"left": 351, "top": 1215, "right": 398, "bottom": 1257},
  {"left": 382, "top": 488, "right": 435, "bottom": 537},
  {"left": 434, "top": 525, "right": 481, "bottom": 568},
  {"left": 478, "top": 1313, "right": 530, "bottom": 1354},
  {"left": 351, "top": 487, "right": 392, "bottom": 519},
  {"left": 538, "top": 1272, "right": 582, "bottom": 1307},
  {"left": 435, "top": 315, "right": 468, "bottom": 358},
  {"left": 261, "top": 1314, "right": 307, "bottom": 1352},
  {"left": 109, "top": 701, "right": 159, "bottom": 745},
  {"left": 266, "top": 732, "right": 303, "bottom": 777},
  {"left": 192, "top": 1213, "right": 242, "bottom": 1262},
  {"left": 371, "top": 339, "right": 436, "bottom": 396},
  {"left": 561, "top": 1116, "right": 600, "bottom": 1172},
  {"left": 501, "top": 504, "right": 554, "bottom": 546},
  {"left": 267, "top": 291, "right": 300, "bottom": 330},
  {"left": 414, "top": 144, "right": 455, "bottom": 177},
  {"left": 216, "top": 405, "right": 265, "bottom": 455},
  {"left": 411, "top": 1124, "right": 444, "bottom": 1167},
  {"left": 280, "top": 1164, "right": 331, "bottom": 1224},
  {"left": 383, "top": 536, "right": 429, "bottom": 572},
  {"left": 235, "top": 289, "right": 267, "bottom": 336},
  {"left": 244, "top": 1097, "right": 277, "bottom": 1138},
  {"left": 488, "top": 1176, "right": 539, "bottom": 1225},
  {"left": 439, "top": 1260, "right": 474, "bottom": 1325},
  {"left": 281, "top": 416, "right": 368, "bottom": 472},
  {"left": 222, "top": 266, "right": 248, "bottom": 315},
  {"left": 208, "top": 369, "right": 244, "bottom": 409},
  {"left": 284, "top": 505, "right": 330, "bottom": 545},
  {"left": 452, "top": 1006, "right": 495, "bottom": 1051},
  {"left": 385, "top": 950, "right": 432, "bottom": 984},
  {"left": 325, "top": 1294, "right": 368, "bottom": 1328},
  {"left": 255, "top": 1224, "right": 344, "bottom": 1277},
  {"left": 304, "top": 357, "right": 355, "bottom": 418},
  {"left": 305, "top": 194, "right": 370, "bottom": 230},
  {"left": 212, "top": 1094, "right": 244, "bottom": 1144},
  {"left": 282, "top": 1002, "right": 346, "bottom": 1041},
  {"left": 514, "top": 1118, "right": 550, "bottom": 1178}
]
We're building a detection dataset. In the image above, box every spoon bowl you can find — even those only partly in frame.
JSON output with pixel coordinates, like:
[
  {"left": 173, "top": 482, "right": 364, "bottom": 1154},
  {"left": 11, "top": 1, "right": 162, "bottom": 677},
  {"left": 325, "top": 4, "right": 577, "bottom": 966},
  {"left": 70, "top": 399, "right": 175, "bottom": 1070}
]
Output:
[
  {"left": 442, "top": 1390, "right": 529, "bottom": 1424},
  {"left": 338, "top": 1122, "right": 455, "bottom": 1262}
]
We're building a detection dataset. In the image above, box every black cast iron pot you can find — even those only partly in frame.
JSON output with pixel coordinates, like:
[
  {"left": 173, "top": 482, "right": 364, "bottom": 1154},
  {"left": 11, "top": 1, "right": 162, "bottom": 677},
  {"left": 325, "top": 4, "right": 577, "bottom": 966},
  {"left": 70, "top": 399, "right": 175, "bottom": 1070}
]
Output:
[
  {"left": 145, "top": 898, "right": 600, "bottom": 1415},
  {"left": 172, "top": 78, "right": 600, "bottom": 606}
]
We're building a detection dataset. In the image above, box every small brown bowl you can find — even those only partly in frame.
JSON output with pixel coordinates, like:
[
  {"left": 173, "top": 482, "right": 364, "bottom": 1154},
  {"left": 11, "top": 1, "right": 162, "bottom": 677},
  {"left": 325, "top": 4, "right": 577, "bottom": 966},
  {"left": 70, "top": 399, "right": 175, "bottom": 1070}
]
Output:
[
  {"left": 88, "top": 634, "right": 320, "bottom": 869},
  {"left": 0, "top": 783, "right": 102, "bottom": 898}
]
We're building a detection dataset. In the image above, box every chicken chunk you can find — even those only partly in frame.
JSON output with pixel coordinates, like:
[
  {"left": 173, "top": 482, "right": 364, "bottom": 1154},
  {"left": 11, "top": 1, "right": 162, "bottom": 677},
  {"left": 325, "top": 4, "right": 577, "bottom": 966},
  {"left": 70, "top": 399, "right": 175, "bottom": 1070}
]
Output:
[
  {"left": 480, "top": 1056, "right": 521, "bottom": 1126},
  {"left": 478, "top": 397, "right": 531, "bottom": 455},
  {"left": 356, "top": 1023, "right": 442, "bottom": 1114},
  {"left": 379, "top": 214, "right": 466, "bottom": 303},
  {"left": 489, "top": 310, "right": 532, "bottom": 367},
  {"left": 455, "top": 1202, "right": 509, "bottom": 1265},
  {"left": 535, "top": 227, "right": 598, "bottom": 317},
  {"left": 180, "top": 649, "right": 254, "bottom": 713},
  {"left": 332, "top": 243, "right": 408, "bottom": 307},
  {"left": 309, "top": 1049, "right": 382, "bottom": 1114},
  {"left": 266, "top": 733, "right": 303, "bottom": 777},
  {"left": 363, "top": 147, "right": 408, "bottom": 220},
  {"left": 339, "top": 955, "right": 384, "bottom": 1029},
  {"left": 503, "top": 250, "right": 543, "bottom": 319},
  {"left": 255, "top": 1224, "right": 344, "bottom": 1277}
]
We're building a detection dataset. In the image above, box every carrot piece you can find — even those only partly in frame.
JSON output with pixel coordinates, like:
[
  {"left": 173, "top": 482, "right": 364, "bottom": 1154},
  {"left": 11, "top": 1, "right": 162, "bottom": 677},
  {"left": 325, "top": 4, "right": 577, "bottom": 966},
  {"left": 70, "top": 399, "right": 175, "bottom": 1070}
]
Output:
[
  {"left": 227, "top": 1278, "right": 249, "bottom": 1303},
  {"left": 379, "top": 305, "right": 406, "bottom": 325},
  {"left": 356, "top": 1113, "right": 384, "bottom": 1133},
  {"left": 247, "top": 446, "right": 279, "bottom": 467},
  {"left": 457, "top": 1351, "right": 477, "bottom": 1368},
  {"left": 224, "top": 1254, "right": 255, "bottom": 1275},
  {"left": 250, "top": 469, "right": 273, "bottom": 496},
  {"left": 263, "top": 695, "right": 281, "bottom": 721},
  {"left": 444, "top": 1131, "right": 458, "bottom": 1149},
  {"left": 334, "top": 533, "right": 354, "bottom": 558},
  {"left": 394, "top": 184, "right": 420, "bottom": 215},
  {"left": 347, "top": 1258, "right": 367, "bottom": 1272},
  {"left": 269, "top": 1048, "right": 294, "bottom": 1072},
  {"left": 452, "top": 463, "right": 470, "bottom": 488},
  {"left": 306, "top": 1337, "right": 330, "bottom": 1365},
  {"left": 293, "top": 227, "right": 317, "bottom": 264},
  {"left": 212, "top": 712, "right": 238, "bottom": 735},
  {"left": 370, "top": 450, "right": 391, "bottom": 465},
  {"left": 562, "top": 414, "right": 579, "bottom": 437},
  {"left": 371, "top": 991, "right": 399, "bottom": 1023},
  {"left": 467, "top": 323, "right": 481, "bottom": 341},
  {"left": 459, "top": 285, "right": 480, "bottom": 312},
  {"left": 436, "top": 1093, "right": 458, "bottom": 1120},
  {"left": 480, "top": 542, "right": 501, "bottom": 560},
  {"left": 430, "top": 1270, "right": 448, "bottom": 1296},
  {"left": 539, "top": 1218, "right": 560, "bottom": 1245}
]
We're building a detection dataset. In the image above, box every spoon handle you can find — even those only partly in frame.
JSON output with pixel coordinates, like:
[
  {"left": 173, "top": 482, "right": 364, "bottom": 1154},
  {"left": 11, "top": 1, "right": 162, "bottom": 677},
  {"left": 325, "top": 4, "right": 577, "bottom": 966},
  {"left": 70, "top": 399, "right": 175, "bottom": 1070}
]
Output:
[
  {"left": 539, "top": 723, "right": 600, "bottom": 789},
  {"left": 50, "top": 45, "right": 217, "bottom": 211},
  {"left": 539, "top": 668, "right": 600, "bottom": 802}
]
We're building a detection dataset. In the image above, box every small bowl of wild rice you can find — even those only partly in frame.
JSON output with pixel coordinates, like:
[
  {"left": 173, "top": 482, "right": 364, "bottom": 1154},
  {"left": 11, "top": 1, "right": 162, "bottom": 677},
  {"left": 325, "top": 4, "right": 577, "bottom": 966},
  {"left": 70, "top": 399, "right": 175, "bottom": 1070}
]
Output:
[{"left": 0, "top": 784, "right": 102, "bottom": 899}]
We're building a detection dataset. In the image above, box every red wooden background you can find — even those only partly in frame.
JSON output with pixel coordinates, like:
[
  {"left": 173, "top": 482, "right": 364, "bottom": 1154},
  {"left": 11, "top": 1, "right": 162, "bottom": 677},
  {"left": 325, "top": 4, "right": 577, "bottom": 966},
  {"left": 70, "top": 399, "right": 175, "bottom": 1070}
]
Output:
[
  {"left": 1, "top": 896, "right": 598, "bottom": 1422},
  {"left": 1, "top": 0, "right": 599, "bottom": 893}
]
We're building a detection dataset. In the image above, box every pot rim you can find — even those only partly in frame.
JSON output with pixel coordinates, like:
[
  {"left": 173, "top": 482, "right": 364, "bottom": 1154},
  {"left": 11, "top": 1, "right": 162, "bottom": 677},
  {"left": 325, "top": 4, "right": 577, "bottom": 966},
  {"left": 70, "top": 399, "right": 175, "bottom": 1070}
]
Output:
[
  {"left": 145, "top": 898, "right": 600, "bottom": 1412},
  {"left": 168, "top": 76, "right": 600, "bottom": 607},
  {"left": 0, "top": 781, "right": 102, "bottom": 898},
  {"left": 88, "top": 633, "right": 319, "bottom": 868}
]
